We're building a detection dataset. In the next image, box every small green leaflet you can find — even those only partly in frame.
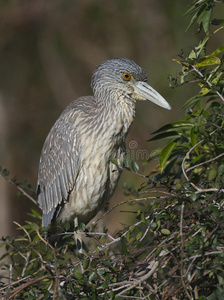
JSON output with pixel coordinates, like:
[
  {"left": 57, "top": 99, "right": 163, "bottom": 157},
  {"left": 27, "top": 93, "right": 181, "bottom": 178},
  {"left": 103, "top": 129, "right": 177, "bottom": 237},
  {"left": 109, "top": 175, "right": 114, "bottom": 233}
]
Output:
[{"left": 159, "top": 141, "right": 176, "bottom": 172}]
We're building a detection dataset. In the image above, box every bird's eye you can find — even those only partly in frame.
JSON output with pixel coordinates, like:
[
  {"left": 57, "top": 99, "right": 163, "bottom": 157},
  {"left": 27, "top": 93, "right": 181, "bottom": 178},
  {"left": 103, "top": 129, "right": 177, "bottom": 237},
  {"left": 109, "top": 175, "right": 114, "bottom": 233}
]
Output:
[{"left": 122, "top": 72, "right": 131, "bottom": 80}]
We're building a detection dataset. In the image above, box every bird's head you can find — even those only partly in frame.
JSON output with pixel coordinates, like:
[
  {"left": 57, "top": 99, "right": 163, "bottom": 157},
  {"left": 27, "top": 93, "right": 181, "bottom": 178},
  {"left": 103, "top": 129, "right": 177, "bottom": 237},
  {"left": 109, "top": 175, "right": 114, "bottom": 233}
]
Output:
[{"left": 91, "top": 58, "right": 171, "bottom": 110}]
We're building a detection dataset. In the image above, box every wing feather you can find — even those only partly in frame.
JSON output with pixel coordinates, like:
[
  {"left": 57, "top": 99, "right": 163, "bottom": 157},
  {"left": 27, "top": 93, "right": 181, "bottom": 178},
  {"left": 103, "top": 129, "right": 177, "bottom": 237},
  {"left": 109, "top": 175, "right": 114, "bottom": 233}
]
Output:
[{"left": 37, "top": 104, "right": 83, "bottom": 228}]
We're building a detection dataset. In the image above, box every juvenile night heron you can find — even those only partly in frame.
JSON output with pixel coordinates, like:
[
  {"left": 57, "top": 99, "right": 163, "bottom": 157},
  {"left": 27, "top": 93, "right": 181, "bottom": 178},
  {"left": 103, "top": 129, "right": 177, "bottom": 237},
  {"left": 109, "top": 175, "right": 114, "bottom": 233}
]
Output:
[{"left": 37, "top": 58, "right": 171, "bottom": 232}]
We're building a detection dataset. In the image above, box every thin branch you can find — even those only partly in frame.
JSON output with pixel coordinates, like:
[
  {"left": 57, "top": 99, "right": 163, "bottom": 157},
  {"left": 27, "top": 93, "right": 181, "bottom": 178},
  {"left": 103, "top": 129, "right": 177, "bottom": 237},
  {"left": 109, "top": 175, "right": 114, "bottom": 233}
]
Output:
[
  {"left": 36, "top": 230, "right": 59, "bottom": 300},
  {"left": 0, "top": 173, "right": 37, "bottom": 205},
  {"left": 7, "top": 275, "right": 49, "bottom": 300},
  {"left": 179, "top": 203, "right": 191, "bottom": 299},
  {"left": 117, "top": 260, "right": 159, "bottom": 296},
  {"left": 191, "top": 65, "right": 224, "bottom": 102},
  {"left": 5, "top": 264, "right": 12, "bottom": 300},
  {"left": 181, "top": 127, "right": 224, "bottom": 193},
  {"left": 185, "top": 224, "right": 219, "bottom": 276},
  {"left": 93, "top": 195, "right": 168, "bottom": 224},
  {"left": 13, "top": 221, "right": 32, "bottom": 277},
  {"left": 186, "top": 152, "right": 224, "bottom": 173}
]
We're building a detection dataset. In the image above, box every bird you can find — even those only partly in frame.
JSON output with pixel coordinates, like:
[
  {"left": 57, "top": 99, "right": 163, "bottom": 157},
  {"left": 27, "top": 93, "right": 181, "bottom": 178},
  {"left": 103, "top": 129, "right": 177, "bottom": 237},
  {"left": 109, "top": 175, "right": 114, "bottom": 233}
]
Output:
[{"left": 37, "top": 58, "right": 171, "bottom": 234}]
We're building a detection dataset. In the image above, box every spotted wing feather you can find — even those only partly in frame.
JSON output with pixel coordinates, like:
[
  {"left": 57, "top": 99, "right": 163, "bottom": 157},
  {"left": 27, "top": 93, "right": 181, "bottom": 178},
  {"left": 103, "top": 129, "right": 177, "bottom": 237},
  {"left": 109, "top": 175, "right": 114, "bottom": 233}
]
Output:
[{"left": 37, "top": 104, "right": 83, "bottom": 228}]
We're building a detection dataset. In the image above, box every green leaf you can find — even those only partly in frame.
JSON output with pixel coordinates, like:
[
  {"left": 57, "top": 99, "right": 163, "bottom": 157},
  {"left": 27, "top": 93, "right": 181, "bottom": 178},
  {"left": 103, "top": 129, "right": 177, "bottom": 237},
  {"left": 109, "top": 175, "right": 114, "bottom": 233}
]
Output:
[
  {"left": 184, "top": 0, "right": 207, "bottom": 16},
  {"left": 131, "top": 161, "right": 139, "bottom": 173},
  {"left": 209, "top": 45, "right": 224, "bottom": 57},
  {"left": 154, "top": 247, "right": 162, "bottom": 257},
  {"left": 88, "top": 271, "right": 96, "bottom": 282},
  {"left": 121, "top": 243, "right": 128, "bottom": 255},
  {"left": 90, "top": 259, "right": 97, "bottom": 268},
  {"left": 30, "top": 222, "right": 39, "bottom": 231},
  {"left": 189, "top": 36, "right": 209, "bottom": 60},
  {"left": 190, "top": 127, "right": 199, "bottom": 155},
  {"left": 159, "top": 142, "right": 176, "bottom": 172},
  {"left": 152, "top": 121, "right": 194, "bottom": 134},
  {"left": 161, "top": 229, "right": 170, "bottom": 236},
  {"left": 74, "top": 271, "right": 84, "bottom": 280},
  {"left": 129, "top": 237, "right": 135, "bottom": 244},
  {"left": 211, "top": 18, "right": 224, "bottom": 26},
  {"left": 195, "top": 56, "right": 221, "bottom": 67},
  {"left": 197, "top": 7, "right": 211, "bottom": 34},
  {"left": 123, "top": 154, "right": 132, "bottom": 168},
  {"left": 80, "top": 222, "right": 86, "bottom": 231},
  {"left": 191, "top": 193, "right": 197, "bottom": 201},
  {"left": 2, "top": 168, "right": 9, "bottom": 176},
  {"left": 151, "top": 222, "right": 158, "bottom": 231},
  {"left": 185, "top": 1, "right": 212, "bottom": 34},
  {"left": 64, "top": 221, "right": 70, "bottom": 231},
  {"left": 33, "top": 234, "right": 40, "bottom": 243},
  {"left": 186, "top": 10, "right": 200, "bottom": 32},
  {"left": 62, "top": 234, "right": 72, "bottom": 240},
  {"left": 218, "top": 165, "right": 224, "bottom": 176},
  {"left": 101, "top": 235, "right": 106, "bottom": 244},
  {"left": 110, "top": 157, "right": 118, "bottom": 166},
  {"left": 209, "top": 169, "right": 217, "bottom": 181},
  {"left": 199, "top": 86, "right": 211, "bottom": 95},
  {"left": 149, "top": 131, "right": 180, "bottom": 142},
  {"left": 136, "top": 231, "right": 143, "bottom": 240},
  {"left": 82, "top": 259, "right": 89, "bottom": 270},
  {"left": 109, "top": 290, "right": 114, "bottom": 298},
  {"left": 182, "top": 94, "right": 203, "bottom": 110},
  {"left": 211, "top": 72, "right": 223, "bottom": 86},
  {"left": 30, "top": 209, "right": 41, "bottom": 219}
]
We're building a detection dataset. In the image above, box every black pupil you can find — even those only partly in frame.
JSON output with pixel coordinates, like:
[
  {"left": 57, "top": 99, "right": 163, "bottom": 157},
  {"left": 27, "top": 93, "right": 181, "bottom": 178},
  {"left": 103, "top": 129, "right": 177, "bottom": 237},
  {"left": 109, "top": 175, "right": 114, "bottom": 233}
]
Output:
[{"left": 125, "top": 74, "right": 129, "bottom": 78}]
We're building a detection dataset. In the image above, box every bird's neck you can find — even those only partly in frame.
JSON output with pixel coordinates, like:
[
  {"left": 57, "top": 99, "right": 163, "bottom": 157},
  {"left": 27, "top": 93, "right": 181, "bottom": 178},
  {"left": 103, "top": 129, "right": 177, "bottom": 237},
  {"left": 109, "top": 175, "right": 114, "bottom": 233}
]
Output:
[{"left": 98, "top": 91, "right": 136, "bottom": 138}]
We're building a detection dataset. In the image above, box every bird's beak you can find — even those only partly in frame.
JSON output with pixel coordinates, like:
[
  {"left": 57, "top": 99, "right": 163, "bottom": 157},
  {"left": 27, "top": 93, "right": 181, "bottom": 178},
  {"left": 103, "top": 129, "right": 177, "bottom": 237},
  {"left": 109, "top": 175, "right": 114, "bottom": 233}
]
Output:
[{"left": 131, "top": 81, "right": 171, "bottom": 110}]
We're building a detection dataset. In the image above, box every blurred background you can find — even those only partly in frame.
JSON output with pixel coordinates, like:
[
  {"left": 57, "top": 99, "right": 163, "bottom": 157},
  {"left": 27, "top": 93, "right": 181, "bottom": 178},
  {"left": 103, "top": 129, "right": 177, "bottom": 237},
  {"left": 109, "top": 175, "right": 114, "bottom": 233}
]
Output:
[{"left": 0, "top": 0, "right": 223, "bottom": 238}]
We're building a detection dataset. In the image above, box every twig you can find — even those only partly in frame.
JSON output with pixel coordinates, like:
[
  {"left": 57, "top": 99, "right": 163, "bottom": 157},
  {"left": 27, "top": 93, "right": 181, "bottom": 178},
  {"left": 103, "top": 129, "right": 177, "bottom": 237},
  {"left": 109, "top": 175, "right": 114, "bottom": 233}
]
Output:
[
  {"left": 181, "top": 127, "right": 224, "bottom": 193},
  {"left": 186, "top": 152, "right": 224, "bottom": 173},
  {"left": 36, "top": 230, "right": 59, "bottom": 300},
  {"left": 139, "top": 190, "right": 180, "bottom": 197},
  {"left": 5, "top": 264, "right": 12, "bottom": 300},
  {"left": 6, "top": 275, "right": 49, "bottom": 300},
  {"left": 179, "top": 203, "right": 191, "bottom": 299},
  {"left": 144, "top": 231, "right": 178, "bottom": 262},
  {"left": 191, "top": 65, "right": 224, "bottom": 102},
  {"left": 185, "top": 224, "right": 219, "bottom": 276},
  {"left": 93, "top": 196, "right": 167, "bottom": 224},
  {"left": 140, "top": 223, "right": 151, "bottom": 242},
  {"left": 117, "top": 260, "right": 159, "bottom": 296},
  {"left": 0, "top": 173, "right": 37, "bottom": 205},
  {"left": 13, "top": 221, "right": 32, "bottom": 277}
]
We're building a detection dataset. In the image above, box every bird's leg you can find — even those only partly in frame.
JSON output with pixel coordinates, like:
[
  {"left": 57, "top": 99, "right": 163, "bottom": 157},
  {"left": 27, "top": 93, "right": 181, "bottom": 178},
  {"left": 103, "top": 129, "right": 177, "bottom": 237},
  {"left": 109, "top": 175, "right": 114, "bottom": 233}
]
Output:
[
  {"left": 74, "top": 217, "right": 88, "bottom": 255},
  {"left": 74, "top": 217, "right": 82, "bottom": 253},
  {"left": 74, "top": 217, "right": 89, "bottom": 274}
]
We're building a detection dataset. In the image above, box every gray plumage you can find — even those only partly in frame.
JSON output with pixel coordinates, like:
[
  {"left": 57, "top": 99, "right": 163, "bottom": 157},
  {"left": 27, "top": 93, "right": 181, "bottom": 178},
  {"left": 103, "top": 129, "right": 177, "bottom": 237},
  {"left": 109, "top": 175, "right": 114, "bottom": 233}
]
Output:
[{"left": 37, "top": 58, "right": 171, "bottom": 229}]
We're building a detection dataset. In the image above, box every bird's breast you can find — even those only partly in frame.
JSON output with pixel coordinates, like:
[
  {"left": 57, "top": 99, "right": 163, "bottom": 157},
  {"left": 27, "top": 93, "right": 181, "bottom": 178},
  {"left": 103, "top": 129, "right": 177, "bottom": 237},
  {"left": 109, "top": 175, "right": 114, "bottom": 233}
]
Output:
[{"left": 57, "top": 102, "right": 134, "bottom": 225}]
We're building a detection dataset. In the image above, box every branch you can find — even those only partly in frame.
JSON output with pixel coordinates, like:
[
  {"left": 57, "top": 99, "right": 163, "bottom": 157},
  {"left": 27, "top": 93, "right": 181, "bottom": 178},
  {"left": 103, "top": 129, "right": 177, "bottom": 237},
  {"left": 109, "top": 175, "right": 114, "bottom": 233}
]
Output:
[
  {"left": 94, "top": 195, "right": 168, "bottom": 224},
  {"left": 7, "top": 275, "right": 50, "bottom": 300},
  {"left": 0, "top": 173, "right": 37, "bottom": 205},
  {"left": 13, "top": 221, "right": 32, "bottom": 277},
  {"left": 36, "top": 230, "right": 63, "bottom": 300},
  {"left": 191, "top": 65, "right": 224, "bottom": 103},
  {"left": 186, "top": 152, "right": 224, "bottom": 172},
  {"left": 182, "top": 127, "right": 224, "bottom": 193},
  {"left": 180, "top": 203, "right": 191, "bottom": 299},
  {"left": 117, "top": 260, "right": 159, "bottom": 297}
]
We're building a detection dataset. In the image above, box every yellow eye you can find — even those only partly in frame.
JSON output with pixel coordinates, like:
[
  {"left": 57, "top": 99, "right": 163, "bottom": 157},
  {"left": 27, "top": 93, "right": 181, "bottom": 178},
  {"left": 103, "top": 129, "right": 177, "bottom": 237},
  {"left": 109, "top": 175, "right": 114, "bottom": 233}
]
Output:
[{"left": 122, "top": 72, "right": 131, "bottom": 80}]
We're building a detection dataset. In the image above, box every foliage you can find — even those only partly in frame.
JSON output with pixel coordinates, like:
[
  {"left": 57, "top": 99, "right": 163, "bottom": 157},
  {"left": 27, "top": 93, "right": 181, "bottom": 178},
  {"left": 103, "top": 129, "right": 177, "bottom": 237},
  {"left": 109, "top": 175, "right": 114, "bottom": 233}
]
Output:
[{"left": 1, "top": 0, "right": 224, "bottom": 299}]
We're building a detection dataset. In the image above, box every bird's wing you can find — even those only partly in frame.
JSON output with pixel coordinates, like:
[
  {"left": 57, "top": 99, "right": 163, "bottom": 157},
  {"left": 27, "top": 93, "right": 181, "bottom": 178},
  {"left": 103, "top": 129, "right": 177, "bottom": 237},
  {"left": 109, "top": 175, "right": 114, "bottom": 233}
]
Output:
[{"left": 37, "top": 106, "right": 82, "bottom": 228}]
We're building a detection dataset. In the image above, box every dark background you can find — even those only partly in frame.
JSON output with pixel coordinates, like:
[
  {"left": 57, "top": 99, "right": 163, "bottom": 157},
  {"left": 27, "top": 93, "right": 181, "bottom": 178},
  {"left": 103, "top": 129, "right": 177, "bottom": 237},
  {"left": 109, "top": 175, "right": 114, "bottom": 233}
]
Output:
[{"left": 0, "top": 1, "right": 223, "bottom": 237}]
